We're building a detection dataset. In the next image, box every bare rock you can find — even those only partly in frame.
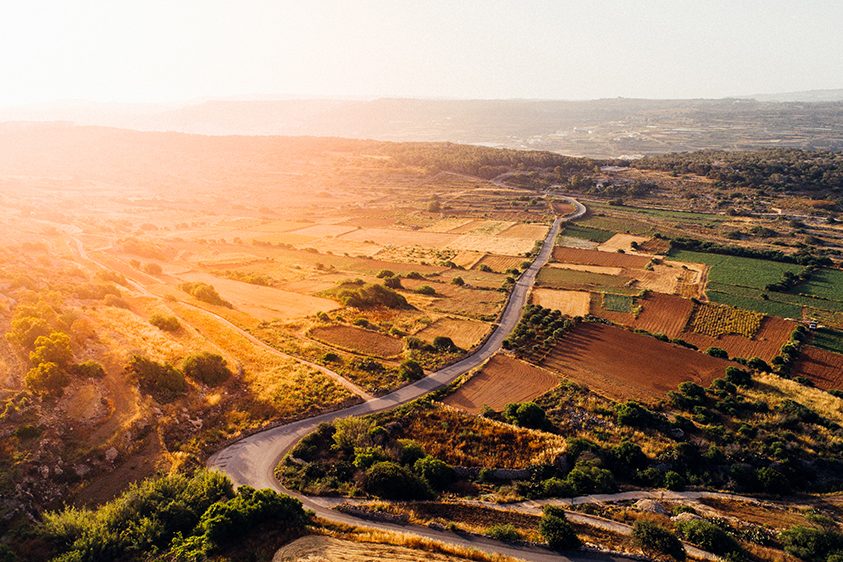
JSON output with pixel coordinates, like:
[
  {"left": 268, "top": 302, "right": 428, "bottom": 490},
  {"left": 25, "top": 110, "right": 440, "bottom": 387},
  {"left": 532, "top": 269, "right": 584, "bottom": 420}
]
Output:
[
  {"left": 104, "top": 447, "right": 119, "bottom": 463},
  {"left": 634, "top": 499, "right": 668, "bottom": 515}
]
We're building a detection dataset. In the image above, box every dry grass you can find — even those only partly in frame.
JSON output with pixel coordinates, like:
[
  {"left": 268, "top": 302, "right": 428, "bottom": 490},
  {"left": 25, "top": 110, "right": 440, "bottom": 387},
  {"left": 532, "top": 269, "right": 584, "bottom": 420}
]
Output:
[
  {"left": 472, "top": 254, "right": 525, "bottom": 273},
  {"left": 530, "top": 288, "right": 591, "bottom": 316},
  {"left": 597, "top": 233, "right": 652, "bottom": 254},
  {"left": 547, "top": 262, "right": 624, "bottom": 275},
  {"left": 750, "top": 372, "right": 843, "bottom": 426},
  {"left": 309, "top": 325, "right": 404, "bottom": 358},
  {"left": 413, "top": 316, "right": 491, "bottom": 350}
]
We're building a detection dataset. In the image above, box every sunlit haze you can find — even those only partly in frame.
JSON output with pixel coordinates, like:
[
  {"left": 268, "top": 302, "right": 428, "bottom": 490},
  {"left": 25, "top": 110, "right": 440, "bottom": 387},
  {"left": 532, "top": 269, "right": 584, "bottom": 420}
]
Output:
[{"left": 2, "top": 0, "right": 842, "bottom": 106}]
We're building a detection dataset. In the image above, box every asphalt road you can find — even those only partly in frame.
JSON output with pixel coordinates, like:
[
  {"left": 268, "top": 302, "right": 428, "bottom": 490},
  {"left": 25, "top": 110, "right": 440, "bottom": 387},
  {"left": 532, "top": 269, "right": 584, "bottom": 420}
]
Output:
[{"left": 207, "top": 201, "right": 634, "bottom": 561}]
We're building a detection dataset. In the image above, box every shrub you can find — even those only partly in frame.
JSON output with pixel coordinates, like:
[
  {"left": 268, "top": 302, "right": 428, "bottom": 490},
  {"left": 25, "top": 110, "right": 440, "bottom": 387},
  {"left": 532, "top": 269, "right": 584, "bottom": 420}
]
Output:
[
  {"left": 432, "top": 336, "right": 458, "bottom": 352},
  {"left": 150, "top": 313, "right": 180, "bottom": 332},
  {"left": 478, "top": 264, "right": 492, "bottom": 272},
  {"left": 503, "top": 402, "right": 548, "bottom": 429},
  {"left": 383, "top": 276, "right": 402, "bottom": 289},
  {"left": 452, "top": 276, "right": 465, "bottom": 286},
  {"left": 396, "top": 439, "right": 426, "bottom": 465},
  {"left": 414, "top": 456, "right": 454, "bottom": 490},
  {"left": 183, "top": 352, "right": 231, "bottom": 386},
  {"left": 566, "top": 464, "right": 615, "bottom": 495},
  {"left": 724, "top": 366, "right": 752, "bottom": 387},
  {"left": 364, "top": 461, "right": 431, "bottom": 500},
  {"left": 633, "top": 521, "right": 686, "bottom": 560},
  {"left": 706, "top": 347, "right": 728, "bottom": 359},
  {"left": 780, "top": 526, "right": 843, "bottom": 562},
  {"left": 485, "top": 524, "right": 521, "bottom": 543},
  {"left": 376, "top": 270, "right": 395, "bottom": 279},
  {"left": 6, "top": 315, "right": 50, "bottom": 349},
  {"left": 332, "top": 417, "right": 374, "bottom": 451},
  {"left": 180, "top": 282, "right": 232, "bottom": 308},
  {"left": 416, "top": 285, "right": 436, "bottom": 296},
  {"left": 747, "top": 357, "right": 771, "bottom": 372},
  {"left": 676, "top": 519, "right": 738, "bottom": 555},
  {"left": 338, "top": 283, "right": 410, "bottom": 309},
  {"left": 540, "top": 506, "right": 581, "bottom": 550},
  {"left": 70, "top": 360, "right": 106, "bottom": 379},
  {"left": 353, "top": 447, "right": 388, "bottom": 470},
  {"left": 615, "top": 401, "right": 659, "bottom": 427},
  {"left": 322, "top": 352, "right": 341, "bottom": 363},
  {"left": 29, "top": 331, "right": 72, "bottom": 367},
  {"left": 663, "top": 471, "right": 686, "bottom": 491},
  {"left": 25, "top": 362, "right": 69, "bottom": 395},
  {"left": 126, "top": 355, "right": 187, "bottom": 402},
  {"left": 399, "top": 359, "right": 424, "bottom": 381}
]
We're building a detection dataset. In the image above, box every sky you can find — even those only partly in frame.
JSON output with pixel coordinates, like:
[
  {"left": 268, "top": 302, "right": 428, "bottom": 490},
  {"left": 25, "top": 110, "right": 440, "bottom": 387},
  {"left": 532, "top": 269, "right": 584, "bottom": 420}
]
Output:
[{"left": 1, "top": 0, "right": 842, "bottom": 106}]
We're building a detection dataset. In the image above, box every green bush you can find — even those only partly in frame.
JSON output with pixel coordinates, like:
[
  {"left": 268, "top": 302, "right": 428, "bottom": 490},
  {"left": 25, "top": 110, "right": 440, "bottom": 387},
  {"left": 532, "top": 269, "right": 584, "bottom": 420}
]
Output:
[
  {"left": 396, "top": 439, "right": 426, "bottom": 465},
  {"left": 724, "top": 366, "right": 752, "bottom": 387},
  {"left": 353, "top": 446, "right": 388, "bottom": 470},
  {"left": 663, "top": 471, "right": 686, "bottom": 491},
  {"left": 338, "top": 283, "right": 410, "bottom": 309},
  {"left": 364, "top": 461, "right": 431, "bottom": 500},
  {"left": 780, "top": 526, "right": 843, "bottom": 562},
  {"left": 180, "top": 282, "right": 232, "bottom": 308},
  {"left": 615, "top": 401, "right": 659, "bottom": 427},
  {"left": 150, "top": 313, "right": 180, "bottom": 332},
  {"left": 70, "top": 360, "right": 106, "bottom": 379},
  {"left": 414, "top": 456, "right": 455, "bottom": 490},
  {"left": 29, "top": 331, "right": 72, "bottom": 367},
  {"left": 126, "top": 354, "right": 187, "bottom": 402},
  {"left": 182, "top": 352, "right": 231, "bottom": 386},
  {"left": 25, "top": 362, "right": 69, "bottom": 395},
  {"left": 399, "top": 359, "right": 424, "bottom": 381},
  {"left": 676, "top": 519, "right": 738, "bottom": 555},
  {"left": 416, "top": 285, "right": 436, "bottom": 296},
  {"left": 503, "top": 402, "right": 548, "bottom": 429},
  {"left": 540, "top": 506, "right": 581, "bottom": 550},
  {"left": 706, "top": 346, "right": 728, "bottom": 359},
  {"left": 432, "top": 336, "right": 458, "bottom": 352},
  {"left": 633, "top": 521, "right": 686, "bottom": 560},
  {"left": 485, "top": 524, "right": 521, "bottom": 543}
]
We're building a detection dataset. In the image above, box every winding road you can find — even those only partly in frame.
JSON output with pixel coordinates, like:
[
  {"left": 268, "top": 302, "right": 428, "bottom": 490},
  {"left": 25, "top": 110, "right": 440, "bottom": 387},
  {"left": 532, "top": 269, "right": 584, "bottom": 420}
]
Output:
[{"left": 207, "top": 201, "right": 630, "bottom": 561}]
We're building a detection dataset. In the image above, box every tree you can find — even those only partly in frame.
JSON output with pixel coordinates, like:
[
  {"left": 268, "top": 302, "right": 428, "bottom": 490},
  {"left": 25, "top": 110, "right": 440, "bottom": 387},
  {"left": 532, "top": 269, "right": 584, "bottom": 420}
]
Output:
[
  {"left": 432, "top": 336, "right": 457, "bottom": 352},
  {"left": 705, "top": 347, "right": 728, "bottom": 359},
  {"left": 126, "top": 355, "right": 187, "bottom": 402},
  {"left": 633, "top": 521, "right": 685, "bottom": 560},
  {"left": 29, "top": 331, "right": 72, "bottom": 367},
  {"left": 150, "top": 313, "right": 180, "bottom": 332},
  {"left": 451, "top": 276, "right": 465, "bottom": 286},
  {"left": 540, "top": 506, "right": 581, "bottom": 550},
  {"left": 183, "top": 352, "right": 231, "bottom": 386}
]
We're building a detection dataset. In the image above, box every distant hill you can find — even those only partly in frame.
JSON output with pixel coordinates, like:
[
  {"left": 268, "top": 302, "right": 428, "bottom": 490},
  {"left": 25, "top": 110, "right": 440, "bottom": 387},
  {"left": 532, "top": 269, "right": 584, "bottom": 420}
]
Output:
[
  {"left": 746, "top": 88, "right": 843, "bottom": 103},
  {"left": 2, "top": 97, "right": 843, "bottom": 158}
]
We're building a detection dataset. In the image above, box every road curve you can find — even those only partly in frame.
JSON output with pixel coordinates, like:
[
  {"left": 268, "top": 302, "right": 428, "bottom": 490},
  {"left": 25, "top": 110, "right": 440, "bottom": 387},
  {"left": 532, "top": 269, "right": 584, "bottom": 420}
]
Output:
[{"left": 207, "top": 204, "right": 630, "bottom": 561}]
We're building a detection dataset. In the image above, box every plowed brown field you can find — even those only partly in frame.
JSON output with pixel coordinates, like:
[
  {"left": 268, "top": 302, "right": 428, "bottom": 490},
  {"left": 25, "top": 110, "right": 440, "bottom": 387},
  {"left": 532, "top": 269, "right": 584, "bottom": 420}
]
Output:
[
  {"left": 552, "top": 247, "right": 652, "bottom": 268},
  {"left": 443, "top": 354, "right": 559, "bottom": 413},
  {"left": 309, "top": 325, "right": 404, "bottom": 358},
  {"left": 791, "top": 345, "right": 843, "bottom": 390},
  {"left": 536, "top": 323, "right": 731, "bottom": 402},
  {"left": 679, "top": 316, "right": 796, "bottom": 362}
]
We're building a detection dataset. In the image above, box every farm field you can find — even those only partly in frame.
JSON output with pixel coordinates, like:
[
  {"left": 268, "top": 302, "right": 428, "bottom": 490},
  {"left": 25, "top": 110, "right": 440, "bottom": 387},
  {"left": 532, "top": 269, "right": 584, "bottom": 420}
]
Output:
[
  {"left": 535, "top": 322, "right": 732, "bottom": 402},
  {"left": 669, "top": 249, "right": 802, "bottom": 289},
  {"left": 412, "top": 316, "right": 491, "bottom": 350},
  {"left": 471, "top": 254, "right": 525, "bottom": 273},
  {"left": 811, "top": 328, "right": 843, "bottom": 355},
  {"left": 546, "top": 263, "right": 623, "bottom": 275},
  {"left": 687, "top": 302, "right": 763, "bottom": 338},
  {"left": 792, "top": 345, "right": 843, "bottom": 391},
  {"left": 597, "top": 233, "right": 653, "bottom": 254},
  {"left": 551, "top": 246, "right": 652, "bottom": 268},
  {"left": 536, "top": 267, "right": 637, "bottom": 293},
  {"left": 555, "top": 235, "right": 600, "bottom": 249},
  {"left": 530, "top": 288, "right": 591, "bottom": 316},
  {"left": 443, "top": 354, "right": 559, "bottom": 413},
  {"left": 309, "top": 325, "right": 404, "bottom": 358},
  {"left": 559, "top": 223, "right": 614, "bottom": 243}
]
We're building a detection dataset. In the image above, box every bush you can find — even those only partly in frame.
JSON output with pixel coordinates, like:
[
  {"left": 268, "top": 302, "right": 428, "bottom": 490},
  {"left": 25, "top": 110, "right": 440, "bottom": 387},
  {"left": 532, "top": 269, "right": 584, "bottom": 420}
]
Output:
[
  {"left": 485, "top": 524, "right": 521, "bottom": 543},
  {"left": 332, "top": 417, "right": 374, "bottom": 450},
  {"left": 126, "top": 354, "right": 187, "bottom": 402},
  {"left": 383, "top": 276, "right": 402, "bottom": 289},
  {"left": 565, "top": 464, "right": 615, "bottom": 495},
  {"left": 353, "top": 447, "right": 388, "bottom": 470},
  {"left": 364, "top": 461, "right": 431, "bottom": 500},
  {"left": 338, "top": 283, "right": 410, "bottom": 309},
  {"left": 414, "top": 456, "right": 454, "bottom": 490},
  {"left": 706, "top": 347, "right": 728, "bottom": 359},
  {"left": 615, "top": 401, "right": 659, "bottom": 427},
  {"left": 432, "top": 336, "right": 458, "bottom": 352},
  {"left": 663, "top": 471, "right": 686, "bottom": 491},
  {"left": 29, "top": 331, "right": 72, "bottom": 367},
  {"left": 70, "top": 360, "right": 106, "bottom": 379},
  {"left": 182, "top": 352, "right": 231, "bottom": 386},
  {"left": 724, "top": 366, "right": 752, "bottom": 387},
  {"left": 6, "top": 315, "right": 50, "bottom": 349},
  {"left": 25, "top": 362, "right": 69, "bottom": 395},
  {"left": 399, "top": 359, "right": 424, "bottom": 381},
  {"left": 540, "top": 506, "right": 581, "bottom": 550},
  {"left": 376, "top": 270, "right": 395, "bottom": 279},
  {"left": 676, "top": 519, "right": 738, "bottom": 555},
  {"left": 780, "top": 526, "right": 843, "bottom": 562},
  {"left": 150, "top": 313, "right": 180, "bottom": 332},
  {"left": 416, "top": 285, "right": 436, "bottom": 296},
  {"left": 451, "top": 276, "right": 465, "bottom": 286},
  {"left": 633, "top": 521, "right": 686, "bottom": 560},
  {"left": 396, "top": 439, "right": 426, "bottom": 465},
  {"left": 180, "top": 282, "right": 232, "bottom": 308},
  {"left": 503, "top": 402, "right": 548, "bottom": 429}
]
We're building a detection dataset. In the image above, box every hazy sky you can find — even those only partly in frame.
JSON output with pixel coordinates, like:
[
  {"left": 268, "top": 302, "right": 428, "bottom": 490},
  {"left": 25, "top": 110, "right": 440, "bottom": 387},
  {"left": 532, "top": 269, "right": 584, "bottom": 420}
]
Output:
[{"left": 2, "top": 0, "right": 842, "bottom": 105}]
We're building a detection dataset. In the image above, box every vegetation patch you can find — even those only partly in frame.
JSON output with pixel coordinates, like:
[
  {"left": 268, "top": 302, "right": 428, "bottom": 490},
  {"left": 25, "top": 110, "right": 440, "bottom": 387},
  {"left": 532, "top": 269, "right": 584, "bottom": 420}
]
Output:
[{"left": 687, "top": 302, "right": 763, "bottom": 338}]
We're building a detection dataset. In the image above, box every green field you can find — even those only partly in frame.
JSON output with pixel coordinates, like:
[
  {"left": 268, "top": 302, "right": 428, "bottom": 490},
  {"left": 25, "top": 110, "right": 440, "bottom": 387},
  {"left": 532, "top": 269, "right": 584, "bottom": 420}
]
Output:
[
  {"left": 811, "top": 328, "right": 843, "bottom": 355},
  {"left": 794, "top": 268, "right": 843, "bottom": 303},
  {"left": 562, "top": 223, "right": 615, "bottom": 243},
  {"left": 537, "top": 268, "right": 638, "bottom": 294},
  {"left": 588, "top": 201, "right": 730, "bottom": 224},
  {"left": 602, "top": 293, "right": 635, "bottom": 312},
  {"left": 577, "top": 215, "right": 655, "bottom": 236},
  {"left": 707, "top": 289, "right": 803, "bottom": 319},
  {"left": 670, "top": 249, "right": 801, "bottom": 289}
]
